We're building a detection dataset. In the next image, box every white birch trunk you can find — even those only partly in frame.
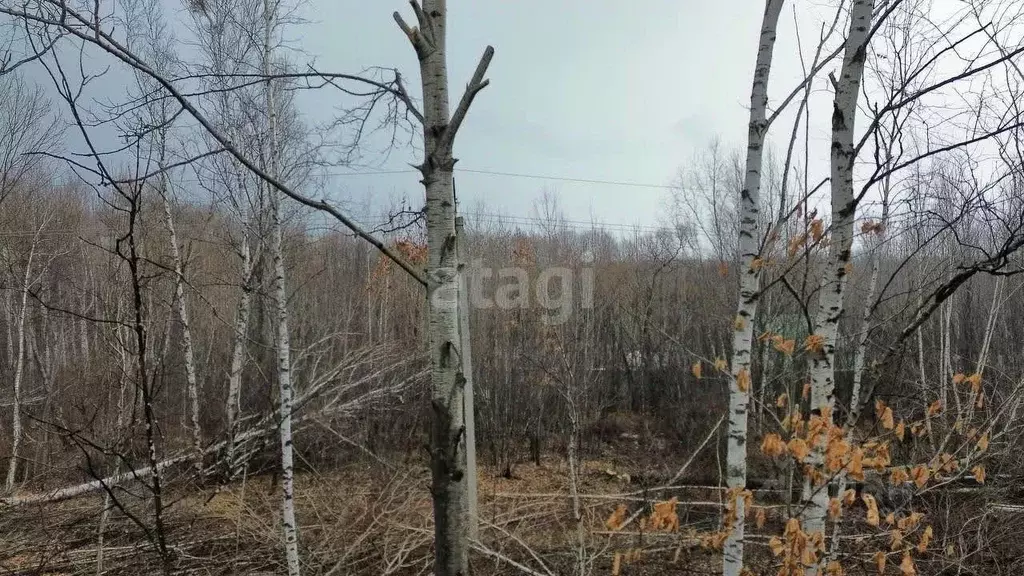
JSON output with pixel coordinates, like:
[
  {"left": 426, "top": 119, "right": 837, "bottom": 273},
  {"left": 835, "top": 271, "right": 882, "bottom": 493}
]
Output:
[
  {"left": 264, "top": 0, "right": 300, "bottom": 571},
  {"left": 159, "top": 175, "right": 203, "bottom": 471},
  {"left": 802, "top": 1, "right": 875, "bottom": 568},
  {"left": 722, "top": 2, "right": 784, "bottom": 575},
  {"left": 829, "top": 183, "right": 890, "bottom": 560},
  {"left": 5, "top": 230, "right": 38, "bottom": 493},
  {"left": 455, "top": 216, "right": 479, "bottom": 540},
  {"left": 396, "top": 4, "right": 493, "bottom": 573},
  {"left": 225, "top": 234, "right": 253, "bottom": 476}
]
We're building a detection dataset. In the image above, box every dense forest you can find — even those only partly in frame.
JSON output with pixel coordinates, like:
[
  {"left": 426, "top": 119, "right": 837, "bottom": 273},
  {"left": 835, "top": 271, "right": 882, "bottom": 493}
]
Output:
[{"left": 2, "top": 0, "right": 1024, "bottom": 575}]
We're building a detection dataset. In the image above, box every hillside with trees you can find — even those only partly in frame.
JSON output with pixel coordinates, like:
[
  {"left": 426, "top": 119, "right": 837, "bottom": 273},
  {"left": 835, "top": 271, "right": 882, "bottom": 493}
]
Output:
[{"left": 1, "top": 0, "right": 1024, "bottom": 575}]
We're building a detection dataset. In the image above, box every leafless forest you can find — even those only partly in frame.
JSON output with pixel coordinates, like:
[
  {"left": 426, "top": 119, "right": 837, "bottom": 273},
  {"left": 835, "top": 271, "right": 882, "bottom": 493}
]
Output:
[{"left": 2, "top": 0, "right": 1024, "bottom": 575}]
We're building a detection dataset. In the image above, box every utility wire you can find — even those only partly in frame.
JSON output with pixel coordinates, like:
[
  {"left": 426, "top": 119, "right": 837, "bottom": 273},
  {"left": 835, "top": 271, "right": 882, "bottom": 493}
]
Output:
[{"left": 323, "top": 167, "right": 677, "bottom": 190}]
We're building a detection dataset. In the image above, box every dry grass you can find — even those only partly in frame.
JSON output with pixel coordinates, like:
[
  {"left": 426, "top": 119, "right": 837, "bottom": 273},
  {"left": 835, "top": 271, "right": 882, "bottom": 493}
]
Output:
[{"left": 1, "top": 456, "right": 1012, "bottom": 575}]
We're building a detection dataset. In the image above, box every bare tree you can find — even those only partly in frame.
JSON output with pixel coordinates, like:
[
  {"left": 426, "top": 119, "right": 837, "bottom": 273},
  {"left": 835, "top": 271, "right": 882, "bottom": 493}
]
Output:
[{"left": 393, "top": 2, "right": 493, "bottom": 573}]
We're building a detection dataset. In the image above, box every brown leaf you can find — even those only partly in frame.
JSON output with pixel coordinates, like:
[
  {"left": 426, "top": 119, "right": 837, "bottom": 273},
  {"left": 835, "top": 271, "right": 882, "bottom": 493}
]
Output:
[
  {"left": 863, "top": 493, "right": 880, "bottom": 527},
  {"left": 736, "top": 368, "right": 751, "bottom": 393},
  {"left": 972, "top": 465, "right": 986, "bottom": 484},
  {"left": 977, "top": 433, "right": 990, "bottom": 453},
  {"left": 828, "top": 497, "right": 842, "bottom": 521},
  {"left": 874, "top": 551, "right": 887, "bottom": 574},
  {"left": 605, "top": 504, "right": 627, "bottom": 530},
  {"left": 900, "top": 552, "right": 916, "bottom": 576},
  {"left": 918, "top": 525, "right": 933, "bottom": 553},
  {"left": 911, "top": 465, "right": 930, "bottom": 489},
  {"left": 880, "top": 406, "right": 895, "bottom": 430},
  {"left": 788, "top": 437, "right": 811, "bottom": 462},
  {"left": 804, "top": 334, "right": 825, "bottom": 354},
  {"left": 761, "top": 433, "right": 787, "bottom": 458},
  {"left": 691, "top": 361, "right": 702, "bottom": 380}
]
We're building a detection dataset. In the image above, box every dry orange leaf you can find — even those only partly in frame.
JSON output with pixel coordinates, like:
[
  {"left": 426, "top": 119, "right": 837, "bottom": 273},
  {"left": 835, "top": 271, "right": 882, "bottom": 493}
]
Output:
[
  {"left": 804, "top": 334, "right": 825, "bottom": 354},
  {"left": 734, "top": 315, "right": 746, "bottom": 331},
  {"left": 848, "top": 447, "right": 866, "bottom": 482},
  {"left": 810, "top": 219, "right": 825, "bottom": 241},
  {"left": 802, "top": 381, "right": 811, "bottom": 400},
  {"left": 918, "top": 525, "right": 933, "bottom": 553},
  {"left": 900, "top": 552, "right": 917, "bottom": 576},
  {"left": 788, "top": 437, "right": 811, "bottom": 462},
  {"left": 761, "top": 433, "right": 787, "bottom": 458},
  {"left": 736, "top": 368, "right": 751, "bottom": 393},
  {"left": 768, "top": 535, "right": 785, "bottom": 557},
  {"left": 874, "top": 551, "right": 887, "bottom": 574},
  {"left": 880, "top": 406, "right": 895, "bottom": 430},
  {"left": 895, "top": 420, "right": 906, "bottom": 441},
  {"left": 755, "top": 507, "right": 767, "bottom": 529},
  {"left": 843, "top": 488, "right": 856, "bottom": 506},
  {"left": 927, "top": 400, "right": 943, "bottom": 416},
  {"left": 911, "top": 464, "right": 930, "bottom": 489},
  {"left": 605, "top": 504, "right": 627, "bottom": 530},
  {"left": 890, "top": 528, "right": 904, "bottom": 550},
  {"left": 972, "top": 465, "right": 986, "bottom": 484},
  {"left": 977, "top": 432, "right": 990, "bottom": 453},
  {"left": 829, "top": 498, "right": 842, "bottom": 520},
  {"left": 825, "top": 560, "right": 844, "bottom": 576},
  {"left": 691, "top": 361, "right": 702, "bottom": 379},
  {"left": 891, "top": 467, "right": 910, "bottom": 485},
  {"left": 714, "top": 357, "right": 728, "bottom": 372},
  {"left": 863, "top": 493, "right": 880, "bottom": 527},
  {"left": 774, "top": 338, "right": 796, "bottom": 356}
]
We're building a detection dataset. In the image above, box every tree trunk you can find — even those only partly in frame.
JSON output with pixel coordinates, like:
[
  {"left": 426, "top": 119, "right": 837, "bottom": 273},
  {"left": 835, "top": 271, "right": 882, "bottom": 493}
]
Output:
[
  {"left": 456, "top": 216, "right": 479, "bottom": 540},
  {"left": 802, "top": 1, "right": 875, "bottom": 570},
  {"left": 5, "top": 241, "right": 34, "bottom": 493},
  {"left": 396, "top": 3, "right": 493, "bottom": 575},
  {"left": 225, "top": 234, "right": 253, "bottom": 477},
  {"left": 722, "top": 2, "right": 784, "bottom": 575},
  {"left": 264, "top": 0, "right": 300, "bottom": 572},
  {"left": 159, "top": 169, "right": 203, "bottom": 472}
]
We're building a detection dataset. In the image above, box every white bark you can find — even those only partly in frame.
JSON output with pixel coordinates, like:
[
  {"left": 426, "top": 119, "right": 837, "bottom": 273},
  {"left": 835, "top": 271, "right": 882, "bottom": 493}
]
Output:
[
  {"left": 455, "top": 216, "right": 479, "bottom": 539},
  {"left": 802, "top": 0, "right": 875, "bottom": 568},
  {"left": 5, "top": 222, "right": 41, "bottom": 493},
  {"left": 263, "top": 0, "right": 300, "bottom": 571},
  {"left": 225, "top": 234, "right": 253, "bottom": 476},
  {"left": 395, "top": 3, "right": 492, "bottom": 575},
  {"left": 829, "top": 182, "right": 890, "bottom": 560},
  {"left": 722, "top": 2, "right": 784, "bottom": 575},
  {"left": 159, "top": 164, "right": 203, "bottom": 471}
]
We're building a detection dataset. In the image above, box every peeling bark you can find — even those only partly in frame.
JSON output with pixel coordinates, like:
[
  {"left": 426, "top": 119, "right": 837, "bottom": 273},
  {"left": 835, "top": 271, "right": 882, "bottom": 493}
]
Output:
[
  {"left": 802, "top": 1, "right": 876, "bottom": 569},
  {"left": 722, "top": 2, "right": 785, "bottom": 575}
]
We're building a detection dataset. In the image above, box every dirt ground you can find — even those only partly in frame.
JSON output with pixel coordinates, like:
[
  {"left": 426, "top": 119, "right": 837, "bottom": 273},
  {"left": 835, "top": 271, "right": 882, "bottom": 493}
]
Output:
[{"left": 0, "top": 456, "right": 983, "bottom": 575}]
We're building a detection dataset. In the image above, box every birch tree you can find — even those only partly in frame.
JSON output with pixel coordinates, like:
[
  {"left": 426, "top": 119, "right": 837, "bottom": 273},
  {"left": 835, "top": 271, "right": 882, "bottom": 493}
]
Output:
[
  {"left": 801, "top": 0, "right": 876, "bottom": 562},
  {"left": 261, "top": 0, "right": 300, "bottom": 570},
  {"left": 394, "top": 2, "right": 493, "bottom": 573},
  {"left": 721, "top": 2, "right": 784, "bottom": 574},
  {"left": 4, "top": 212, "right": 49, "bottom": 493}
]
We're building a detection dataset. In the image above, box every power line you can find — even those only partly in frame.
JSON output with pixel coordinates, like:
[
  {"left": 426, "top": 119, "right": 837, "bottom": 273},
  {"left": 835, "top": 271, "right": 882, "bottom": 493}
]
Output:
[{"left": 324, "top": 167, "right": 677, "bottom": 190}]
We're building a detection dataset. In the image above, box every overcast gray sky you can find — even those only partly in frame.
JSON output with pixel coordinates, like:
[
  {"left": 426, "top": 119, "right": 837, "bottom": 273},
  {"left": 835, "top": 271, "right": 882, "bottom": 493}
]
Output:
[
  {"left": 288, "top": 0, "right": 836, "bottom": 229},
  {"left": 16, "top": 0, "right": 840, "bottom": 230}
]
